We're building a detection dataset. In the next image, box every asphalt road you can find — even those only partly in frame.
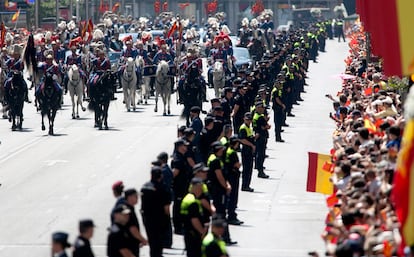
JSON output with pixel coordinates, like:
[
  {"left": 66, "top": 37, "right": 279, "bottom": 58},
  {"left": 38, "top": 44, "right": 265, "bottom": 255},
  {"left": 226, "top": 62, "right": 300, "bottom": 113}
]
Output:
[{"left": 0, "top": 39, "right": 348, "bottom": 257}]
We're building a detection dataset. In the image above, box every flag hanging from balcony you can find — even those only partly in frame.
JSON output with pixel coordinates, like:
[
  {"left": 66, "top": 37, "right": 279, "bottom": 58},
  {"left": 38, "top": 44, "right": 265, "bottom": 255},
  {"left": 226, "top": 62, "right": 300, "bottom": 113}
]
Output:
[
  {"left": 5, "top": 0, "right": 17, "bottom": 10},
  {"left": 26, "top": 0, "right": 35, "bottom": 4},
  {"left": 356, "top": 0, "right": 414, "bottom": 76}
]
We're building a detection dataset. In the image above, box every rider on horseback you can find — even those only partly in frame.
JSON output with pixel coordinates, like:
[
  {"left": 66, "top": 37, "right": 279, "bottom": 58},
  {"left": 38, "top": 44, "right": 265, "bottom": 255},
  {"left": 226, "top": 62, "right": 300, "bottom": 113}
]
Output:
[
  {"left": 153, "top": 43, "right": 175, "bottom": 93},
  {"left": 88, "top": 49, "right": 115, "bottom": 100},
  {"left": 118, "top": 40, "right": 139, "bottom": 85},
  {"left": 4, "top": 44, "right": 30, "bottom": 103},
  {"left": 63, "top": 45, "right": 86, "bottom": 93},
  {"left": 207, "top": 39, "right": 228, "bottom": 87},
  {"left": 177, "top": 51, "right": 204, "bottom": 104},
  {"left": 36, "top": 54, "right": 63, "bottom": 97}
]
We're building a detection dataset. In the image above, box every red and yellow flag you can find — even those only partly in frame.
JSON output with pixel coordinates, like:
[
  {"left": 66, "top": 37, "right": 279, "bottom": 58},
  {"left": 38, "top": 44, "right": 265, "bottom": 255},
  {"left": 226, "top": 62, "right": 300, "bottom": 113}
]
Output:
[
  {"left": 11, "top": 8, "right": 20, "bottom": 22},
  {"left": 307, "top": 152, "right": 334, "bottom": 195},
  {"left": 357, "top": 0, "right": 414, "bottom": 76},
  {"left": 393, "top": 118, "right": 414, "bottom": 249},
  {"left": 112, "top": 2, "right": 120, "bottom": 12}
]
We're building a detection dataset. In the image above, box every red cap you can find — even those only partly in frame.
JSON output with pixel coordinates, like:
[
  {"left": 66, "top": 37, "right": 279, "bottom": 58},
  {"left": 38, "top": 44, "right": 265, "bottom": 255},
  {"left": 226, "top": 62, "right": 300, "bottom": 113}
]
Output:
[{"left": 112, "top": 180, "right": 124, "bottom": 190}]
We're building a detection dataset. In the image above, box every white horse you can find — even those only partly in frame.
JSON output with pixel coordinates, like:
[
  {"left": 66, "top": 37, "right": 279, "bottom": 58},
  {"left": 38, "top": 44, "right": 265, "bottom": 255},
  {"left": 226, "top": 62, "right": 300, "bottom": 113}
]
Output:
[
  {"left": 67, "top": 64, "right": 86, "bottom": 119},
  {"left": 136, "top": 56, "right": 151, "bottom": 105},
  {"left": 212, "top": 61, "right": 225, "bottom": 98},
  {"left": 121, "top": 57, "right": 137, "bottom": 112},
  {"left": 154, "top": 60, "right": 171, "bottom": 116}
]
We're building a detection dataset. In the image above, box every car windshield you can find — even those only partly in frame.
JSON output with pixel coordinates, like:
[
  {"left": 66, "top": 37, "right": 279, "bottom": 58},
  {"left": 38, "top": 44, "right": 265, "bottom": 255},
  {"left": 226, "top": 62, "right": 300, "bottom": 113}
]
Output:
[{"left": 233, "top": 47, "right": 250, "bottom": 60}]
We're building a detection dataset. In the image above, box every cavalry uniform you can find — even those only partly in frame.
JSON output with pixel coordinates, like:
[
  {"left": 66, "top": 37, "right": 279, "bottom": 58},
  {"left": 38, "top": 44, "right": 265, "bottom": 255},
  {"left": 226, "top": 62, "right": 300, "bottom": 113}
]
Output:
[
  {"left": 178, "top": 55, "right": 204, "bottom": 103},
  {"left": 118, "top": 45, "right": 139, "bottom": 81},
  {"left": 4, "top": 57, "right": 29, "bottom": 102},
  {"left": 88, "top": 56, "right": 111, "bottom": 86},
  {"left": 36, "top": 61, "right": 63, "bottom": 95},
  {"left": 63, "top": 50, "right": 86, "bottom": 92},
  {"left": 153, "top": 50, "right": 174, "bottom": 65}
]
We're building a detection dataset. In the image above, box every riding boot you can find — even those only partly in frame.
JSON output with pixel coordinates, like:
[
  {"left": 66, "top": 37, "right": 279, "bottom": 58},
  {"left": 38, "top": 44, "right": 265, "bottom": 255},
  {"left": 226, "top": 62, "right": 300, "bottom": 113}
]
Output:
[{"left": 170, "top": 77, "right": 175, "bottom": 93}]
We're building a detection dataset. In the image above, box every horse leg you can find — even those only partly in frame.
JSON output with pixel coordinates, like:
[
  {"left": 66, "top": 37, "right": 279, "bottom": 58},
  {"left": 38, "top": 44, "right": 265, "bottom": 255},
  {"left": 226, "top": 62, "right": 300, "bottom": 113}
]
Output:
[
  {"left": 18, "top": 104, "right": 23, "bottom": 130},
  {"left": 94, "top": 107, "right": 99, "bottom": 128},
  {"left": 11, "top": 112, "right": 16, "bottom": 131},
  {"left": 131, "top": 85, "right": 136, "bottom": 111},
  {"left": 123, "top": 86, "right": 130, "bottom": 112},
  {"left": 48, "top": 111, "right": 53, "bottom": 135},
  {"left": 167, "top": 93, "right": 171, "bottom": 115},
  {"left": 104, "top": 102, "right": 109, "bottom": 130},
  {"left": 154, "top": 92, "right": 158, "bottom": 112},
  {"left": 41, "top": 112, "right": 46, "bottom": 131},
  {"left": 162, "top": 95, "right": 166, "bottom": 116},
  {"left": 78, "top": 86, "right": 86, "bottom": 113},
  {"left": 71, "top": 93, "right": 76, "bottom": 119}
]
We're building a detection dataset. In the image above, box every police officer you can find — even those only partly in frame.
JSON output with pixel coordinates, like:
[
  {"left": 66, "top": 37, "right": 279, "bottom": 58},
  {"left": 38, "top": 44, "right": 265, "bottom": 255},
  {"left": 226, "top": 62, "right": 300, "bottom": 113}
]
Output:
[
  {"left": 271, "top": 80, "right": 286, "bottom": 143},
  {"left": 201, "top": 219, "right": 230, "bottom": 257},
  {"left": 232, "top": 85, "right": 250, "bottom": 133},
  {"left": 225, "top": 136, "right": 243, "bottom": 225},
  {"left": 171, "top": 139, "right": 191, "bottom": 235},
  {"left": 52, "top": 232, "right": 71, "bottom": 257},
  {"left": 239, "top": 112, "right": 255, "bottom": 192},
  {"left": 141, "top": 166, "right": 172, "bottom": 257},
  {"left": 181, "top": 177, "right": 207, "bottom": 257},
  {"left": 335, "top": 19, "right": 345, "bottom": 42},
  {"left": 73, "top": 219, "right": 95, "bottom": 257},
  {"left": 107, "top": 205, "right": 134, "bottom": 257},
  {"left": 220, "top": 87, "right": 233, "bottom": 125},
  {"left": 124, "top": 188, "right": 148, "bottom": 256},
  {"left": 252, "top": 102, "right": 270, "bottom": 179}
]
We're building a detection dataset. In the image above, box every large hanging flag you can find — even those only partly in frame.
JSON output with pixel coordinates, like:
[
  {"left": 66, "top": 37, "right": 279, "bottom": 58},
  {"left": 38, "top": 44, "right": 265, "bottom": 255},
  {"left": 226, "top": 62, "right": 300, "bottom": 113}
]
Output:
[
  {"left": 11, "top": 8, "right": 20, "bottom": 23},
  {"left": 0, "top": 22, "right": 6, "bottom": 48},
  {"left": 306, "top": 152, "right": 334, "bottom": 195},
  {"left": 26, "top": 0, "right": 35, "bottom": 4},
  {"left": 392, "top": 87, "right": 414, "bottom": 253},
  {"left": 356, "top": 0, "right": 414, "bottom": 76}
]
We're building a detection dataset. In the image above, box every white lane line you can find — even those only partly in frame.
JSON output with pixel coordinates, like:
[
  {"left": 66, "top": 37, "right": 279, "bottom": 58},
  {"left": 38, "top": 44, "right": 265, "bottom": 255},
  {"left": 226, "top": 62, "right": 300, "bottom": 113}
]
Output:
[{"left": 44, "top": 160, "right": 68, "bottom": 167}]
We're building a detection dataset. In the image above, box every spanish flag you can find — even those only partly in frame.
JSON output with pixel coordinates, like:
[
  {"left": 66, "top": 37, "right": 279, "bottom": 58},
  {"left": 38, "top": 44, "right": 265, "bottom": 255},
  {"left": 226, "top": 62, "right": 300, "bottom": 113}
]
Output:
[
  {"left": 392, "top": 89, "right": 414, "bottom": 252},
  {"left": 356, "top": 0, "right": 414, "bottom": 76},
  {"left": 307, "top": 152, "right": 334, "bottom": 195},
  {"left": 11, "top": 8, "right": 20, "bottom": 23}
]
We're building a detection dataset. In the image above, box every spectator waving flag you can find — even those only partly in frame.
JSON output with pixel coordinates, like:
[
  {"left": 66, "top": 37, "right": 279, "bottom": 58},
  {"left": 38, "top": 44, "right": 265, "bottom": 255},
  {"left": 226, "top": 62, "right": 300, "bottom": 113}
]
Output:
[
  {"left": 306, "top": 152, "right": 334, "bottom": 195},
  {"left": 392, "top": 87, "right": 414, "bottom": 253}
]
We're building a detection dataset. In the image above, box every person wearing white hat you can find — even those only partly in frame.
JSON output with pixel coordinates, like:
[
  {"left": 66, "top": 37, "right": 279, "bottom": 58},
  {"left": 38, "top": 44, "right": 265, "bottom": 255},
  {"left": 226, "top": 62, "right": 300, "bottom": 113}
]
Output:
[{"left": 4, "top": 44, "right": 30, "bottom": 103}]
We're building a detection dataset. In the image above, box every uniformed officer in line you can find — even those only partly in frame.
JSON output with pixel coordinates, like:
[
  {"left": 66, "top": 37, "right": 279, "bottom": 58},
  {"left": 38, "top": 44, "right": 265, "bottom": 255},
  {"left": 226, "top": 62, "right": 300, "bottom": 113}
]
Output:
[
  {"left": 181, "top": 177, "right": 207, "bottom": 257},
  {"left": 271, "top": 80, "right": 286, "bottom": 143},
  {"left": 51, "top": 232, "right": 71, "bottom": 257},
  {"left": 141, "top": 166, "right": 172, "bottom": 257},
  {"left": 225, "top": 136, "right": 243, "bottom": 225},
  {"left": 238, "top": 112, "right": 256, "bottom": 192},
  {"left": 192, "top": 163, "right": 216, "bottom": 228},
  {"left": 73, "top": 219, "right": 95, "bottom": 257},
  {"left": 231, "top": 85, "right": 250, "bottom": 133},
  {"left": 124, "top": 188, "right": 148, "bottom": 256},
  {"left": 201, "top": 219, "right": 230, "bottom": 257},
  {"left": 207, "top": 142, "right": 237, "bottom": 246},
  {"left": 171, "top": 139, "right": 191, "bottom": 235},
  {"left": 220, "top": 87, "right": 234, "bottom": 125},
  {"left": 252, "top": 102, "right": 270, "bottom": 179},
  {"left": 107, "top": 205, "right": 134, "bottom": 257}
]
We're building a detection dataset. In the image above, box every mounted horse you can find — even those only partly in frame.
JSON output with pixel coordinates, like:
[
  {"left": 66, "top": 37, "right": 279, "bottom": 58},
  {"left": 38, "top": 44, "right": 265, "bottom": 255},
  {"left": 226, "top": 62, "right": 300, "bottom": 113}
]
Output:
[
  {"left": 154, "top": 60, "right": 171, "bottom": 116},
  {"left": 121, "top": 57, "right": 137, "bottom": 112},
  {"left": 181, "top": 63, "right": 203, "bottom": 125},
  {"left": 88, "top": 70, "right": 116, "bottom": 130},
  {"left": 67, "top": 64, "right": 86, "bottom": 119},
  {"left": 4, "top": 71, "right": 26, "bottom": 130},
  {"left": 36, "top": 73, "right": 62, "bottom": 135},
  {"left": 136, "top": 56, "right": 151, "bottom": 105},
  {"left": 212, "top": 61, "right": 225, "bottom": 98}
]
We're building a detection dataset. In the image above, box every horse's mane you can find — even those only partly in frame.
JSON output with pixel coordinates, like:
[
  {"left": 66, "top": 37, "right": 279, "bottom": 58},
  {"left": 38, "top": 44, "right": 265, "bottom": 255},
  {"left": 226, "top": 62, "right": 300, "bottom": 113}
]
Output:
[{"left": 68, "top": 64, "right": 79, "bottom": 80}]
